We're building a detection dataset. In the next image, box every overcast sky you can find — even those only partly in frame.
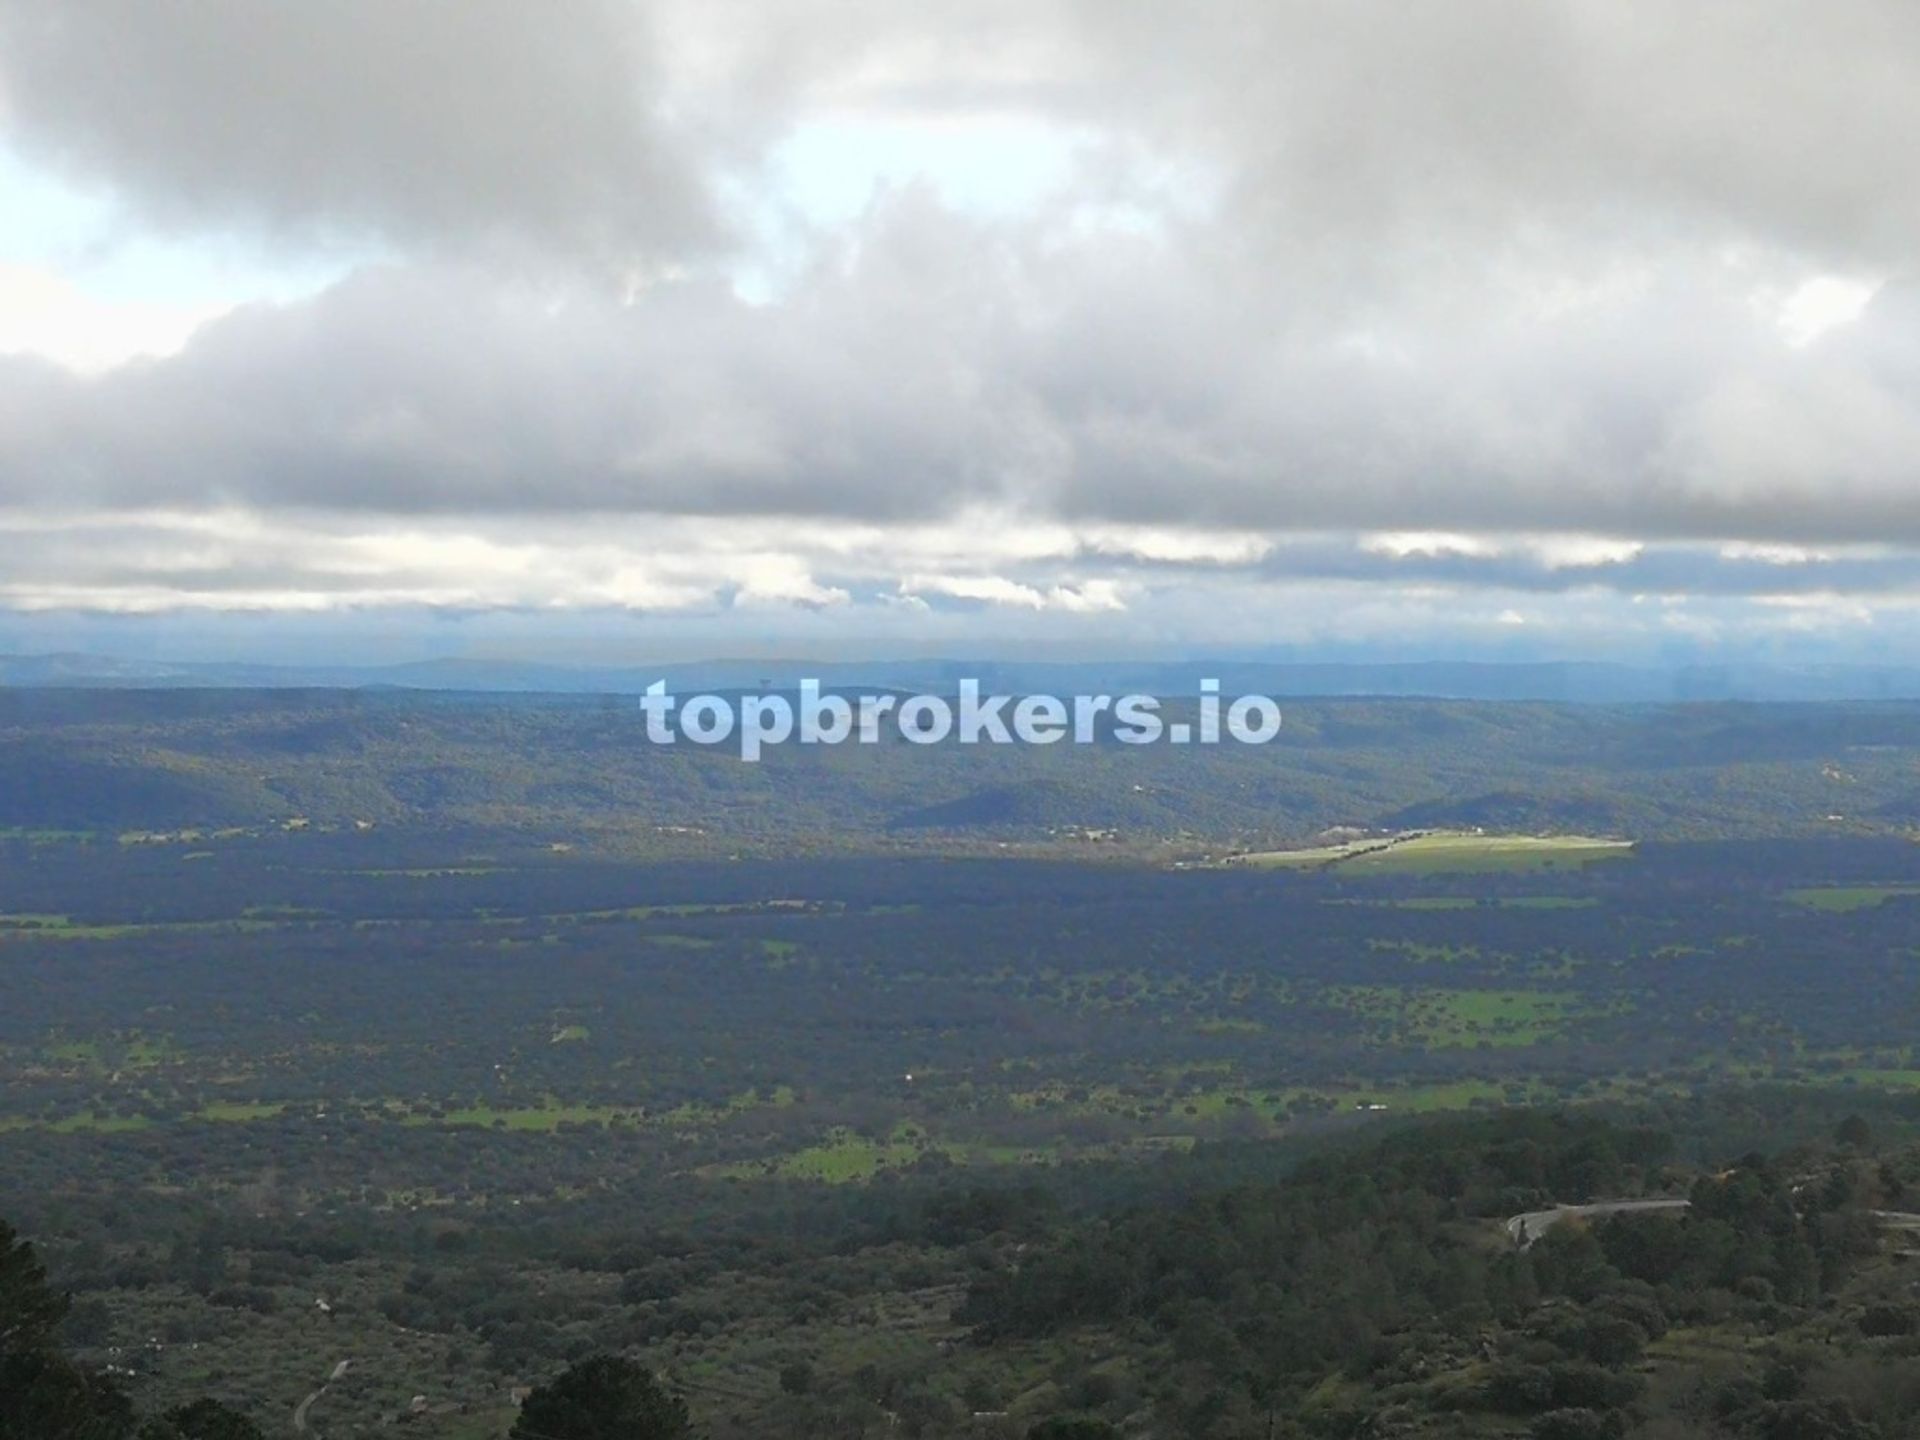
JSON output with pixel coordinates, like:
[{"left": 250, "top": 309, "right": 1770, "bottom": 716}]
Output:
[{"left": 3, "top": 1, "right": 1919, "bottom": 662}]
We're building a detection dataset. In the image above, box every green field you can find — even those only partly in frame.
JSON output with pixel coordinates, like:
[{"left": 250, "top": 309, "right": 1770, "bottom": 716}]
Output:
[
  {"left": 1233, "top": 831, "right": 1634, "bottom": 874},
  {"left": 1786, "top": 884, "right": 1920, "bottom": 912}
]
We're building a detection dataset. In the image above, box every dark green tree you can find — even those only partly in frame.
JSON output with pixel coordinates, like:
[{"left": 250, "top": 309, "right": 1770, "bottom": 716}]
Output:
[
  {"left": 1835, "top": 1115, "right": 1874, "bottom": 1151},
  {"left": 135, "top": 1399, "right": 266, "bottom": 1440},
  {"left": 0, "top": 1219, "right": 132, "bottom": 1440},
  {"left": 1531, "top": 1410, "right": 1624, "bottom": 1440},
  {"left": 510, "top": 1355, "right": 690, "bottom": 1440},
  {"left": 1, "top": 1219, "right": 68, "bottom": 1355},
  {"left": 0, "top": 1350, "right": 134, "bottom": 1440},
  {"left": 1028, "top": 1420, "right": 1120, "bottom": 1440}
]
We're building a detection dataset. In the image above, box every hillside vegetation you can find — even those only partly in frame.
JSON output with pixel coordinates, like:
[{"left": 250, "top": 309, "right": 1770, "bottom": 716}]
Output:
[{"left": 4, "top": 691, "right": 1920, "bottom": 850}]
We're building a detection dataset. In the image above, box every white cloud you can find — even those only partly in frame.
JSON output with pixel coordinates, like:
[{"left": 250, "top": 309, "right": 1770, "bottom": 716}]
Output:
[
  {"left": 1527, "top": 536, "right": 1644, "bottom": 570},
  {"left": 901, "top": 574, "right": 1048, "bottom": 608},
  {"left": 0, "top": 262, "right": 229, "bottom": 372},
  {"left": 1719, "top": 541, "right": 1834, "bottom": 566},
  {"left": 1362, "top": 533, "right": 1501, "bottom": 561},
  {"left": 4, "top": 1, "right": 1920, "bottom": 643},
  {"left": 1046, "top": 580, "right": 1128, "bottom": 613},
  {"left": 1776, "top": 275, "right": 1879, "bottom": 348}
]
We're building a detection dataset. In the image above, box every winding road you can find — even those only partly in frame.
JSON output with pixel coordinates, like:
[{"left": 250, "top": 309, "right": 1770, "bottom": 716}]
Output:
[
  {"left": 293, "top": 1359, "right": 350, "bottom": 1433},
  {"left": 1504, "top": 1198, "right": 1691, "bottom": 1248},
  {"left": 1505, "top": 1199, "right": 1920, "bottom": 1249}
]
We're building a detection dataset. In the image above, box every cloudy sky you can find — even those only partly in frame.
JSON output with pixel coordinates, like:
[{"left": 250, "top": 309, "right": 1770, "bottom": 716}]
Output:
[{"left": 3, "top": 1, "right": 1919, "bottom": 663}]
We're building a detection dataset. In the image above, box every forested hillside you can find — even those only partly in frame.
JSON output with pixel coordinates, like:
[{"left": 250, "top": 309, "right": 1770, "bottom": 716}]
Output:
[{"left": 5, "top": 690, "right": 1920, "bottom": 849}]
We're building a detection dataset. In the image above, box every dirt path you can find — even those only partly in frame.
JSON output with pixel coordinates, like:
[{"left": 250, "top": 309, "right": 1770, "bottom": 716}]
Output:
[
  {"left": 1505, "top": 1200, "right": 1920, "bottom": 1249},
  {"left": 293, "top": 1359, "right": 350, "bottom": 1433},
  {"left": 1505, "top": 1198, "right": 1690, "bottom": 1248}
]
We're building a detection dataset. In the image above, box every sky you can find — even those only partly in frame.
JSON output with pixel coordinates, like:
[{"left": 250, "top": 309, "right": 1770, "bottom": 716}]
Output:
[{"left": 2, "top": 1, "right": 1919, "bottom": 666}]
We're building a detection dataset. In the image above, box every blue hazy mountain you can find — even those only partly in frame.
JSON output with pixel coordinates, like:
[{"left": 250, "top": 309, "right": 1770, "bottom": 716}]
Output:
[{"left": 4, "top": 651, "right": 1920, "bottom": 702}]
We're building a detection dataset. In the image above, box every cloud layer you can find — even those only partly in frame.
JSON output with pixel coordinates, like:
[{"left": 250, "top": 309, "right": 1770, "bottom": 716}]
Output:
[{"left": 1, "top": 1, "right": 1918, "bottom": 649}]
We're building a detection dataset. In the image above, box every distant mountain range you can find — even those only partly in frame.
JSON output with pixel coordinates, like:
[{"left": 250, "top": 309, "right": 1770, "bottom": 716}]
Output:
[{"left": 5, "top": 651, "right": 1920, "bottom": 702}]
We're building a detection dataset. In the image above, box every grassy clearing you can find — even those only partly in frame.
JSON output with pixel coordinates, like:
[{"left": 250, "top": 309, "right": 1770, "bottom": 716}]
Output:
[
  {"left": 391, "top": 1085, "right": 795, "bottom": 1133},
  {"left": 708, "top": 1123, "right": 940, "bottom": 1182},
  {"left": 1236, "top": 839, "right": 1393, "bottom": 868},
  {"left": 413, "top": 1102, "right": 640, "bottom": 1131},
  {"left": 0, "top": 914, "right": 292, "bottom": 942},
  {"left": 0, "top": 1083, "right": 802, "bottom": 1137},
  {"left": 1343, "top": 833, "right": 1632, "bottom": 875},
  {"left": 1347, "top": 1079, "right": 1541, "bottom": 1112},
  {"left": 349, "top": 866, "right": 512, "bottom": 877},
  {"left": 1, "top": 897, "right": 822, "bottom": 944},
  {"left": 497, "top": 900, "right": 831, "bottom": 924},
  {"left": 1785, "top": 884, "right": 1920, "bottom": 912},
  {"left": 1831, "top": 1068, "right": 1920, "bottom": 1089},
  {"left": 0, "top": 912, "right": 81, "bottom": 929},
  {"left": 197, "top": 1101, "right": 288, "bottom": 1122},
  {"left": 32, "top": 1031, "right": 182, "bottom": 1072},
  {"left": 1334, "top": 895, "right": 1600, "bottom": 911},
  {"left": 1235, "top": 831, "right": 1633, "bottom": 875},
  {"left": 1, "top": 1100, "right": 294, "bottom": 1132},
  {"left": 1364, "top": 940, "right": 1483, "bottom": 963},
  {"left": 1312, "top": 985, "right": 1620, "bottom": 1048},
  {"left": 698, "top": 1075, "right": 1609, "bottom": 1186},
  {"left": 0, "top": 1111, "right": 153, "bottom": 1134}
]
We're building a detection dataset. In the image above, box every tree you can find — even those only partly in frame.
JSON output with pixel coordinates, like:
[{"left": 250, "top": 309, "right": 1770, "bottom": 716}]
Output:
[
  {"left": 1834, "top": 1115, "right": 1874, "bottom": 1152},
  {"left": 0, "top": 1350, "right": 134, "bottom": 1440},
  {"left": 1531, "top": 1410, "right": 1623, "bottom": 1440},
  {"left": 1028, "top": 1420, "right": 1120, "bottom": 1440},
  {"left": 510, "top": 1355, "right": 690, "bottom": 1440},
  {"left": 0, "top": 1217, "right": 130, "bottom": 1440},
  {"left": 62, "top": 1298, "right": 114, "bottom": 1350},
  {"left": 0, "top": 1219, "right": 68, "bottom": 1355},
  {"left": 136, "top": 1399, "right": 266, "bottom": 1440},
  {"left": 0, "top": 1214, "right": 258, "bottom": 1440}
]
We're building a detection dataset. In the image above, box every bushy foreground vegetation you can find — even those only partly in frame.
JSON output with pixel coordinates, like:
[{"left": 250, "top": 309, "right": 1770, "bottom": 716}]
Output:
[{"left": 13, "top": 1100, "right": 1920, "bottom": 1437}]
